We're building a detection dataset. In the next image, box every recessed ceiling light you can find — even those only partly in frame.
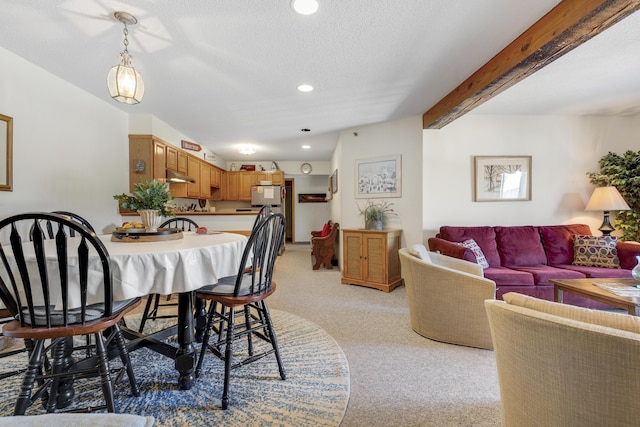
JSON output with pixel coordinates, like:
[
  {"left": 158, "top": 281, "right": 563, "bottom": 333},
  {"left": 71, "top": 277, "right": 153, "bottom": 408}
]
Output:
[
  {"left": 291, "top": 0, "right": 319, "bottom": 15},
  {"left": 302, "top": 145, "right": 311, "bottom": 149},
  {"left": 297, "top": 84, "right": 314, "bottom": 92}
]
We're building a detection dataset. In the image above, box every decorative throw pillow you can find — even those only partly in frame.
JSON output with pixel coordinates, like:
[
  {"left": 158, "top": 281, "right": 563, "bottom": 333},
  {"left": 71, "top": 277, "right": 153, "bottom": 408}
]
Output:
[
  {"left": 320, "top": 223, "right": 331, "bottom": 237},
  {"left": 572, "top": 235, "right": 620, "bottom": 269},
  {"left": 456, "top": 239, "right": 489, "bottom": 268}
]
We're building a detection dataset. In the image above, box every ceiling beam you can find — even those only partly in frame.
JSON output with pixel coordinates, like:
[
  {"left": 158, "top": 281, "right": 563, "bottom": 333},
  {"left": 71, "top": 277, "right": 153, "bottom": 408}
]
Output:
[{"left": 423, "top": 0, "right": 640, "bottom": 129}]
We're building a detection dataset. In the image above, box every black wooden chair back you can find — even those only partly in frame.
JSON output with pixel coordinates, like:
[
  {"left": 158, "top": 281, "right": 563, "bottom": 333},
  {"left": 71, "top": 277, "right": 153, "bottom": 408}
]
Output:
[
  {"left": 0, "top": 212, "right": 140, "bottom": 414},
  {"left": 28, "top": 211, "right": 94, "bottom": 241},
  {"left": 1, "top": 212, "right": 112, "bottom": 324},
  {"left": 251, "top": 204, "right": 272, "bottom": 232},
  {"left": 230, "top": 213, "right": 284, "bottom": 297},
  {"left": 159, "top": 217, "right": 199, "bottom": 231}
]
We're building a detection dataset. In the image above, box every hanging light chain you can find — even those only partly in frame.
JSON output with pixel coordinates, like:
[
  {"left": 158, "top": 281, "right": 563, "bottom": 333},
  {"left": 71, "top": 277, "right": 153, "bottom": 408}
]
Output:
[{"left": 122, "top": 23, "right": 130, "bottom": 55}]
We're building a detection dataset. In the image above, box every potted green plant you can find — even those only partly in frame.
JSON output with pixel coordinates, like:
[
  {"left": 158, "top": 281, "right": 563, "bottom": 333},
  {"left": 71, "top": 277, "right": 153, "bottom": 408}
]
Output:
[
  {"left": 587, "top": 150, "right": 640, "bottom": 241},
  {"left": 358, "top": 200, "right": 396, "bottom": 230},
  {"left": 113, "top": 179, "right": 175, "bottom": 231}
]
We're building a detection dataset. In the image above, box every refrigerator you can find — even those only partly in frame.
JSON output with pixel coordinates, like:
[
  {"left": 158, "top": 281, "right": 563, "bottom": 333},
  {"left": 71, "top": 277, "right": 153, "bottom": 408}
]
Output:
[{"left": 251, "top": 185, "right": 284, "bottom": 214}]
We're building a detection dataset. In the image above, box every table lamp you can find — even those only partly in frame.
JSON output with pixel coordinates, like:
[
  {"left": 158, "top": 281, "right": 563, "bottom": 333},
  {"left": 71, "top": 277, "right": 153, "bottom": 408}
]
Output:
[{"left": 585, "top": 186, "right": 630, "bottom": 236}]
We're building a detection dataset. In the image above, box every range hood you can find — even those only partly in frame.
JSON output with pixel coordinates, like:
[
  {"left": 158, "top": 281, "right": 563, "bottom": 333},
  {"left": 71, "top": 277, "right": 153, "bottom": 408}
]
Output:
[{"left": 166, "top": 169, "right": 196, "bottom": 183}]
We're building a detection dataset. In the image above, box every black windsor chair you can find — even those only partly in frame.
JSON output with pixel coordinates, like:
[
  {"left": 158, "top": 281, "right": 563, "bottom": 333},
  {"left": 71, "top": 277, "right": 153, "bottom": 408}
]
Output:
[
  {"left": 0, "top": 212, "right": 140, "bottom": 414},
  {"left": 137, "top": 217, "right": 200, "bottom": 333},
  {"left": 195, "top": 213, "right": 286, "bottom": 410}
]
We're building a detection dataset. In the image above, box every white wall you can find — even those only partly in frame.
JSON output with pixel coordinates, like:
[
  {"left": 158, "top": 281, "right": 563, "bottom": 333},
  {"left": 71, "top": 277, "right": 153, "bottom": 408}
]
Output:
[
  {"left": 0, "top": 46, "right": 129, "bottom": 236},
  {"left": 423, "top": 113, "right": 640, "bottom": 240},
  {"left": 337, "top": 115, "right": 423, "bottom": 248},
  {"left": 292, "top": 174, "right": 330, "bottom": 242}
]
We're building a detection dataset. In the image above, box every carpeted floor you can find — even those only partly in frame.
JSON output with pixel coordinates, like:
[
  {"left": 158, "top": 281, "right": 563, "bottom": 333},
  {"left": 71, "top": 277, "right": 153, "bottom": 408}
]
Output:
[
  {"left": 0, "top": 309, "right": 349, "bottom": 426},
  {"left": 269, "top": 244, "right": 502, "bottom": 426}
]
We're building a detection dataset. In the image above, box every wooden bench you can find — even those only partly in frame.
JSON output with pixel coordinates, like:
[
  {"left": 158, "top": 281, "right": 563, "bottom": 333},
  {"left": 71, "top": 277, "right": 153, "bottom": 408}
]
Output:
[{"left": 311, "top": 222, "right": 339, "bottom": 270}]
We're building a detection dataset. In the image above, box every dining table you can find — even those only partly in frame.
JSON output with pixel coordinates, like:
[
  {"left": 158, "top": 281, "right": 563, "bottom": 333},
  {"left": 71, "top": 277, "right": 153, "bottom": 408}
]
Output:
[
  {"left": 100, "top": 230, "right": 248, "bottom": 390},
  {"left": 4, "top": 229, "right": 248, "bottom": 391}
]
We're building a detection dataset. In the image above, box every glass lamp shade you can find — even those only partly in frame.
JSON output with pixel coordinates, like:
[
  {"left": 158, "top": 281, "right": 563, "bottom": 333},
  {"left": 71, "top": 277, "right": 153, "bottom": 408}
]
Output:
[{"left": 107, "top": 53, "right": 144, "bottom": 104}]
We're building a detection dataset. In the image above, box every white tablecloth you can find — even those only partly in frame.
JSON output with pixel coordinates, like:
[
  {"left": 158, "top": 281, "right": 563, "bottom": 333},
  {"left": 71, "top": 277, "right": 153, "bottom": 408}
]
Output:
[{"left": 2, "top": 232, "right": 248, "bottom": 309}]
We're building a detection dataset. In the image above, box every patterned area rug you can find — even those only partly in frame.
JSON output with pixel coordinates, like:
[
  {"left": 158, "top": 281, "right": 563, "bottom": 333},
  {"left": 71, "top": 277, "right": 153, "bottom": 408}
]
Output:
[{"left": 0, "top": 309, "right": 350, "bottom": 426}]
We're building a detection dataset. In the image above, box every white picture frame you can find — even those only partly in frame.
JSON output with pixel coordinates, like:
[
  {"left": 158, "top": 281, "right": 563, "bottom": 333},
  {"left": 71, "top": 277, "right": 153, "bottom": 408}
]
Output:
[{"left": 356, "top": 155, "right": 401, "bottom": 199}]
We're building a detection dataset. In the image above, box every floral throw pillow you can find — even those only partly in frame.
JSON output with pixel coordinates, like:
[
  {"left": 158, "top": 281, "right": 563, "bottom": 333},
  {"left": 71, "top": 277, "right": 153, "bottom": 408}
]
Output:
[
  {"left": 572, "top": 235, "right": 620, "bottom": 269},
  {"left": 456, "top": 239, "right": 489, "bottom": 268}
]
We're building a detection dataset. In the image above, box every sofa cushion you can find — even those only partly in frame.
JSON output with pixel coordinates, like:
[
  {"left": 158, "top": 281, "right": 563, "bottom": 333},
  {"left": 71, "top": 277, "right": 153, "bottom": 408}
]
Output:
[
  {"left": 539, "top": 224, "right": 592, "bottom": 265},
  {"left": 552, "top": 264, "right": 631, "bottom": 279},
  {"left": 438, "top": 226, "right": 501, "bottom": 266},
  {"left": 616, "top": 241, "right": 640, "bottom": 270},
  {"left": 509, "top": 265, "right": 585, "bottom": 285},
  {"left": 484, "top": 266, "right": 535, "bottom": 287},
  {"left": 572, "top": 235, "right": 620, "bottom": 268},
  {"left": 457, "top": 239, "right": 489, "bottom": 268},
  {"left": 495, "top": 226, "right": 547, "bottom": 266},
  {"left": 408, "top": 244, "right": 430, "bottom": 261}
]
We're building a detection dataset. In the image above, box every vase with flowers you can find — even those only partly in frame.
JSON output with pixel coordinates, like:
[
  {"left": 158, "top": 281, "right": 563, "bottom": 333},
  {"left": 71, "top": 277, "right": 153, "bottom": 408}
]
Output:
[
  {"left": 113, "top": 179, "right": 176, "bottom": 231},
  {"left": 358, "top": 200, "right": 396, "bottom": 230}
]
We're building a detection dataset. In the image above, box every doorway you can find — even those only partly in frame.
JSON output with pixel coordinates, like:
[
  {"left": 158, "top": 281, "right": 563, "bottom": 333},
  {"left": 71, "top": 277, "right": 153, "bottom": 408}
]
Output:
[{"left": 285, "top": 178, "right": 295, "bottom": 243}]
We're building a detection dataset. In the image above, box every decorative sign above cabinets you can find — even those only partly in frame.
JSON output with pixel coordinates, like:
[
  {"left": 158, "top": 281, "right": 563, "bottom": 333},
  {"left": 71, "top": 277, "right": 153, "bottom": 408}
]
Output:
[{"left": 181, "top": 140, "right": 201, "bottom": 151}]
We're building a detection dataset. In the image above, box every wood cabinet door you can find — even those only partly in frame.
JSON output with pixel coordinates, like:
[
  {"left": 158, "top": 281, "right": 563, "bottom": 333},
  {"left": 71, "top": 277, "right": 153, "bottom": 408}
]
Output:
[
  {"left": 187, "top": 156, "right": 200, "bottom": 197},
  {"left": 363, "top": 234, "right": 387, "bottom": 284},
  {"left": 210, "top": 167, "right": 221, "bottom": 188},
  {"left": 152, "top": 141, "right": 166, "bottom": 182},
  {"left": 177, "top": 151, "right": 188, "bottom": 173},
  {"left": 166, "top": 146, "right": 178, "bottom": 171},
  {"left": 226, "top": 171, "right": 240, "bottom": 200},
  {"left": 270, "top": 171, "right": 284, "bottom": 185},
  {"left": 239, "top": 171, "right": 254, "bottom": 201},
  {"left": 343, "top": 232, "right": 363, "bottom": 281},
  {"left": 200, "top": 163, "right": 211, "bottom": 199}
]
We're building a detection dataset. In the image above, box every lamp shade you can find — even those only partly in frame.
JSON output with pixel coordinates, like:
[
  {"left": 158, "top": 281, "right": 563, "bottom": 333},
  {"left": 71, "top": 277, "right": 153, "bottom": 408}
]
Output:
[
  {"left": 107, "top": 53, "right": 144, "bottom": 104},
  {"left": 585, "top": 186, "right": 630, "bottom": 211}
]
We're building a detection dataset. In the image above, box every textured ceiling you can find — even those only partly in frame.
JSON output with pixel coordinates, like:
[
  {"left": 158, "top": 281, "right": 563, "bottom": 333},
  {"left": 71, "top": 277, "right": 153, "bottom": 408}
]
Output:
[{"left": 1, "top": 1, "right": 638, "bottom": 162}]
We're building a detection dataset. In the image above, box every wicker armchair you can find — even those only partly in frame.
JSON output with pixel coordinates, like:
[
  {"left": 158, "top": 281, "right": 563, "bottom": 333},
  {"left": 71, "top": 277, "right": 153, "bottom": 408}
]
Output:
[
  {"left": 486, "top": 293, "right": 640, "bottom": 426},
  {"left": 311, "top": 221, "right": 339, "bottom": 270},
  {"left": 398, "top": 247, "right": 495, "bottom": 349}
]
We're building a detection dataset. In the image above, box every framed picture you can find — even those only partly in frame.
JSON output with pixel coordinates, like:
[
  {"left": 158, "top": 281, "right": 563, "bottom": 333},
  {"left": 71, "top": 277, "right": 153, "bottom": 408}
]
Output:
[
  {"left": 474, "top": 156, "right": 531, "bottom": 202},
  {"left": 356, "top": 155, "right": 401, "bottom": 198},
  {"left": 331, "top": 169, "right": 338, "bottom": 193}
]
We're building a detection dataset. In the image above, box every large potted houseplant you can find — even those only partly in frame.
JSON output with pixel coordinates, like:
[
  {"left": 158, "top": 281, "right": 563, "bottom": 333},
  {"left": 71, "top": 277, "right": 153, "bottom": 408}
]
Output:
[
  {"left": 587, "top": 150, "right": 640, "bottom": 241},
  {"left": 358, "top": 200, "right": 395, "bottom": 230},
  {"left": 114, "top": 179, "right": 175, "bottom": 231}
]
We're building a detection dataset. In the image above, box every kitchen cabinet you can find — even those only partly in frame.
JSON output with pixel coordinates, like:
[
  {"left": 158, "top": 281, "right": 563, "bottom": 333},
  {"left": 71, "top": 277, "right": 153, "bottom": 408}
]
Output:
[
  {"left": 177, "top": 151, "right": 188, "bottom": 174},
  {"left": 166, "top": 145, "right": 178, "bottom": 171},
  {"left": 211, "top": 166, "right": 221, "bottom": 188},
  {"left": 239, "top": 171, "right": 254, "bottom": 201},
  {"left": 128, "top": 135, "right": 167, "bottom": 192},
  {"left": 255, "top": 171, "right": 284, "bottom": 185},
  {"left": 341, "top": 229, "right": 403, "bottom": 292},
  {"left": 226, "top": 171, "right": 240, "bottom": 200},
  {"left": 200, "top": 163, "right": 211, "bottom": 199},
  {"left": 187, "top": 156, "right": 200, "bottom": 198}
]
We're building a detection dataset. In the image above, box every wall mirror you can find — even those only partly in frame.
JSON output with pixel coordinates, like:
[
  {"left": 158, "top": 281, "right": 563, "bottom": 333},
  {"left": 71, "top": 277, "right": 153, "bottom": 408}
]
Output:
[{"left": 0, "top": 114, "right": 12, "bottom": 192}]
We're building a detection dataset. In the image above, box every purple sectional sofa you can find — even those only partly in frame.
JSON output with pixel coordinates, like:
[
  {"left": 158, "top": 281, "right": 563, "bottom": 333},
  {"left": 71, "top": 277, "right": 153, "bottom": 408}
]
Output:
[{"left": 428, "top": 224, "right": 640, "bottom": 309}]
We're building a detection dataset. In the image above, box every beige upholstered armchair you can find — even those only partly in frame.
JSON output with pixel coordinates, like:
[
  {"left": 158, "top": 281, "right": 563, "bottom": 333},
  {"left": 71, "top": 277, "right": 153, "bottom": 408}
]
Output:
[
  {"left": 486, "top": 293, "right": 640, "bottom": 427},
  {"left": 398, "top": 246, "right": 495, "bottom": 349}
]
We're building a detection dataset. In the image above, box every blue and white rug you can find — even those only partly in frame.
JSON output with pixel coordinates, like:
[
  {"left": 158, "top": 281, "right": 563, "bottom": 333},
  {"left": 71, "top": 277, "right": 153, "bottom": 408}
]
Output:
[{"left": 0, "top": 309, "right": 350, "bottom": 426}]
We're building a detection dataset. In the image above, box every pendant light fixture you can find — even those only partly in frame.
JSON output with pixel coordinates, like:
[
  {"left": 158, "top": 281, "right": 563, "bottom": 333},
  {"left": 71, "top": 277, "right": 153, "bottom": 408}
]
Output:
[{"left": 107, "top": 11, "right": 144, "bottom": 104}]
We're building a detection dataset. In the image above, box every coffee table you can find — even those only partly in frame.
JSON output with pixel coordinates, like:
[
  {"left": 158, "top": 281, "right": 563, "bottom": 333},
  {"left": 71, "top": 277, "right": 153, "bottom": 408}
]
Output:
[{"left": 550, "top": 278, "right": 640, "bottom": 316}]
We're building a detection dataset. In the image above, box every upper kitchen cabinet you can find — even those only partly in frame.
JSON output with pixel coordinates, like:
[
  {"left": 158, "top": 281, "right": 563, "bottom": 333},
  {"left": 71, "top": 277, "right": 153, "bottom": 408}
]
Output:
[
  {"left": 166, "top": 146, "right": 188, "bottom": 174},
  {"left": 187, "top": 156, "right": 200, "bottom": 198},
  {"left": 255, "top": 171, "right": 284, "bottom": 185},
  {"left": 128, "top": 135, "right": 168, "bottom": 192}
]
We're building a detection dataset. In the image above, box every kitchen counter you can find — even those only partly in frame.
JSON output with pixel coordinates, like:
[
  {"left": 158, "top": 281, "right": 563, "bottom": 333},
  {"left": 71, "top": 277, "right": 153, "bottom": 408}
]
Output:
[
  {"left": 118, "top": 211, "right": 258, "bottom": 236},
  {"left": 121, "top": 210, "right": 258, "bottom": 216}
]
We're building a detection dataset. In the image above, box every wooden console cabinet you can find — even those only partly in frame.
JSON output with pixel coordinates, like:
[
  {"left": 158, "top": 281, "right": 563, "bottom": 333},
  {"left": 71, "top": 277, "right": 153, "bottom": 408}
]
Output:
[{"left": 341, "top": 228, "right": 403, "bottom": 292}]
